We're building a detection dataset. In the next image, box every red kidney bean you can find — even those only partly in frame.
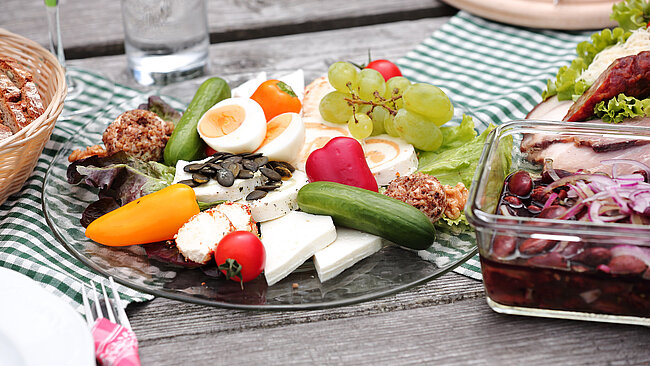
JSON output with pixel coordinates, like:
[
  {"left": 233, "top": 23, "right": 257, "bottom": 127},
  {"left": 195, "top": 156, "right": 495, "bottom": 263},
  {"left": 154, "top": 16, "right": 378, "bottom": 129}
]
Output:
[
  {"left": 492, "top": 235, "right": 516, "bottom": 258},
  {"left": 541, "top": 168, "right": 572, "bottom": 184},
  {"left": 527, "top": 205, "right": 542, "bottom": 214},
  {"left": 508, "top": 171, "right": 533, "bottom": 196},
  {"left": 504, "top": 195, "right": 522, "bottom": 207},
  {"left": 572, "top": 247, "right": 612, "bottom": 267},
  {"left": 519, "top": 238, "right": 556, "bottom": 255},
  {"left": 556, "top": 241, "right": 583, "bottom": 258},
  {"left": 608, "top": 255, "right": 648, "bottom": 275},
  {"left": 538, "top": 205, "right": 567, "bottom": 219},
  {"left": 527, "top": 252, "right": 568, "bottom": 269},
  {"left": 530, "top": 186, "right": 549, "bottom": 204}
]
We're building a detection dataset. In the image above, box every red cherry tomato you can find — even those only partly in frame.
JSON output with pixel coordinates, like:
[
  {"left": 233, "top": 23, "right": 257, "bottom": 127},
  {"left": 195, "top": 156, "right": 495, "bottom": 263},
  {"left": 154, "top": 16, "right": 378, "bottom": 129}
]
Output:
[
  {"left": 365, "top": 59, "right": 402, "bottom": 81},
  {"left": 215, "top": 231, "right": 266, "bottom": 284}
]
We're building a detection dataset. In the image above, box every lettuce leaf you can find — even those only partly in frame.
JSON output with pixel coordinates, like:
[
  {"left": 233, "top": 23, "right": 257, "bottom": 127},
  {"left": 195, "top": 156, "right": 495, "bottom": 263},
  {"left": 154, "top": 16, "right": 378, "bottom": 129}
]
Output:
[
  {"left": 611, "top": 0, "right": 650, "bottom": 31},
  {"left": 417, "top": 116, "right": 493, "bottom": 189},
  {"left": 543, "top": 27, "right": 630, "bottom": 101},
  {"left": 594, "top": 93, "right": 650, "bottom": 123}
]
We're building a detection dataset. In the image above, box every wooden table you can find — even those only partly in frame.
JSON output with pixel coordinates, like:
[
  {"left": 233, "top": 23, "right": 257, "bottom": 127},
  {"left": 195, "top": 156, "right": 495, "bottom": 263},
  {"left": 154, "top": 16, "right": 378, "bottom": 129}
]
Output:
[{"left": 3, "top": 1, "right": 650, "bottom": 365}]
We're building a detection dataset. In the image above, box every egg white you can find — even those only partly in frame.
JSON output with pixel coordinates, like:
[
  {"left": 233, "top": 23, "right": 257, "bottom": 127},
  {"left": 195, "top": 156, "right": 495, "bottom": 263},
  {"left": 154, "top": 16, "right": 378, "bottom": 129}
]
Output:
[
  {"left": 255, "top": 112, "right": 305, "bottom": 164},
  {"left": 197, "top": 97, "right": 267, "bottom": 154}
]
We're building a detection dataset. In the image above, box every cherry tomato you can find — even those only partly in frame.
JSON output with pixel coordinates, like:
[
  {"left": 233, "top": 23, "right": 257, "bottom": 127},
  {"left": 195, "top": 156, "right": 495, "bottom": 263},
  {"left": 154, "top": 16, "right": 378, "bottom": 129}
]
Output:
[
  {"left": 365, "top": 59, "right": 402, "bottom": 81},
  {"left": 250, "top": 79, "right": 302, "bottom": 121},
  {"left": 215, "top": 231, "right": 265, "bottom": 284}
]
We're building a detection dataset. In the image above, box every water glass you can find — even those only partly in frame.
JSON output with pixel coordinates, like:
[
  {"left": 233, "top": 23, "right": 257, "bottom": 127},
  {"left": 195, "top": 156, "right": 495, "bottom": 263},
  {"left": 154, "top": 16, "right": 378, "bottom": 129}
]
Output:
[{"left": 121, "top": 0, "right": 209, "bottom": 86}]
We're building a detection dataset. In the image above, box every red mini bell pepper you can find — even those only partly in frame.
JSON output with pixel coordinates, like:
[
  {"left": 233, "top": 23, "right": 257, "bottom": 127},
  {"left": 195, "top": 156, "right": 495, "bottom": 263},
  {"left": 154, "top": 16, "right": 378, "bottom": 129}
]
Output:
[{"left": 305, "top": 137, "right": 378, "bottom": 192}]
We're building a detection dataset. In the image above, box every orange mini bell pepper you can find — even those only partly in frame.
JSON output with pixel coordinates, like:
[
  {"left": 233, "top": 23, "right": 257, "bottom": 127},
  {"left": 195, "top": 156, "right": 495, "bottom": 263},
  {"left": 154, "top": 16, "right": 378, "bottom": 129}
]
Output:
[
  {"left": 85, "top": 184, "right": 200, "bottom": 246},
  {"left": 250, "top": 79, "right": 302, "bottom": 121}
]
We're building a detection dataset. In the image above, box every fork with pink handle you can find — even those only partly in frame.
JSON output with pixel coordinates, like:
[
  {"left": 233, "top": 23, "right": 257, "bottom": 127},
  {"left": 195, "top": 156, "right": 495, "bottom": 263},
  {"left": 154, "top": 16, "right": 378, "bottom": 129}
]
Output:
[{"left": 80, "top": 277, "right": 141, "bottom": 366}]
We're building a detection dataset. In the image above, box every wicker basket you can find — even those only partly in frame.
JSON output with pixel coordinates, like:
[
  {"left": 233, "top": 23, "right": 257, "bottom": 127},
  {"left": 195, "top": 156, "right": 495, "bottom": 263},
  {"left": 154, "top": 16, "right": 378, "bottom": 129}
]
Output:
[{"left": 0, "top": 28, "right": 66, "bottom": 206}]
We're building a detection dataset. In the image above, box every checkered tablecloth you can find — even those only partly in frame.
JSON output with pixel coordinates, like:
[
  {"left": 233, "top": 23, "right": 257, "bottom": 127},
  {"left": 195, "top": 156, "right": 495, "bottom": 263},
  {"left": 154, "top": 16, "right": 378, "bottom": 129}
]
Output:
[{"left": 0, "top": 11, "right": 592, "bottom": 309}]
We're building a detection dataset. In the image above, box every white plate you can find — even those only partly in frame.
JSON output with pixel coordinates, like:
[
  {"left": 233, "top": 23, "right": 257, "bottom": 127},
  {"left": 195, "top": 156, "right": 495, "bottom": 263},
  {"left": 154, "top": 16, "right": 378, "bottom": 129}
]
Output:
[{"left": 0, "top": 268, "right": 95, "bottom": 366}]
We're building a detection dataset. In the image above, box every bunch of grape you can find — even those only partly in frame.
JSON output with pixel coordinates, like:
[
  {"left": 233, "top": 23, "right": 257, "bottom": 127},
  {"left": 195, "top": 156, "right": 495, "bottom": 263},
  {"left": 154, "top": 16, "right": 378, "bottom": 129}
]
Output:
[{"left": 319, "top": 61, "right": 454, "bottom": 151}]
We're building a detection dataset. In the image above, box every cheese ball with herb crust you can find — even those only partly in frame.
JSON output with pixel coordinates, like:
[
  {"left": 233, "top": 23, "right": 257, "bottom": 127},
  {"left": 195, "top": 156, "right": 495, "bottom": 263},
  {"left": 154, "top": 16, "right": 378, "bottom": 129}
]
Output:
[
  {"left": 384, "top": 172, "right": 446, "bottom": 223},
  {"left": 102, "top": 109, "right": 173, "bottom": 162}
]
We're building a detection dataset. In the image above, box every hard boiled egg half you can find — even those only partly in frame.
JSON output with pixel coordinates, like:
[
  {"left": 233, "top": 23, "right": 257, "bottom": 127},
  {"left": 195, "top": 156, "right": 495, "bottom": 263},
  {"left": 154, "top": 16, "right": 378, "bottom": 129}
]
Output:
[
  {"left": 197, "top": 98, "right": 267, "bottom": 154},
  {"left": 255, "top": 112, "right": 305, "bottom": 164}
]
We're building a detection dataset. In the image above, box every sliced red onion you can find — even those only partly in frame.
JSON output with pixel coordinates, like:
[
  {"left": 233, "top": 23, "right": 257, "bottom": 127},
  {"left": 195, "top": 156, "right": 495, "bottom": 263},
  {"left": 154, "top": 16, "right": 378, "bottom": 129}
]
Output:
[
  {"left": 611, "top": 245, "right": 650, "bottom": 267},
  {"left": 543, "top": 192, "right": 558, "bottom": 210},
  {"left": 589, "top": 201, "right": 603, "bottom": 223},
  {"left": 544, "top": 158, "right": 561, "bottom": 181},
  {"left": 601, "top": 159, "right": 650, "bottom": 179}
]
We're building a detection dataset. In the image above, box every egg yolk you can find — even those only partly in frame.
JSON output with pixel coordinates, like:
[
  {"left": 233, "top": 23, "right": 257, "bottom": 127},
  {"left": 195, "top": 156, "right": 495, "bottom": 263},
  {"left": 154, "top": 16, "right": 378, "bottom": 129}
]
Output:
[
  {"left": 257, "top": 113, "right": 291, "bottom": 148},
  {"left": 199, "top": 105, "right": 245, "bottom": 137}
]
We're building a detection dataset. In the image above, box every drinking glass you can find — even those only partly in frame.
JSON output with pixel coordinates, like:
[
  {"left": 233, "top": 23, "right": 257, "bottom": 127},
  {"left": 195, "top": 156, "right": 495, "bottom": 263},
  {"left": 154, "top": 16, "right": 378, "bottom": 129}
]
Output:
[
  {"left": 44, "top": 0, "right": 114, "bottom": 117},
  {"left": 121, "top": 0, "right": 209, "bottom": 86}
]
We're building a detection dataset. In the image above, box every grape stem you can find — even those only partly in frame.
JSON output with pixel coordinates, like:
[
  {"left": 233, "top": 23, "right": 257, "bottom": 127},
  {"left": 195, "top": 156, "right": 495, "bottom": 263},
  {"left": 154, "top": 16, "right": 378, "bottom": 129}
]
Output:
[{"left": 344, "top": 83, "right": 401, "bottom": 117}]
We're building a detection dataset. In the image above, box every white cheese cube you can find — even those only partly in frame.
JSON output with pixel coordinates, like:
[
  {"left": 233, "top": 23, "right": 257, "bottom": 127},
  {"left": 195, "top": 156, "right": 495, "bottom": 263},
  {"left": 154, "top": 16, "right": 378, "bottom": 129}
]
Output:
[
  {"left": 260, "top": 211, "right": 336, "bottom": 286},
  {"left": 243, "top": 170, "right": 309, "bottom": 222},
  {"left": 175, "top": 210, "right": 234, "bottom": 264},
  {"left": 313, "top": 227, "right": 383, "bottom": 282}
]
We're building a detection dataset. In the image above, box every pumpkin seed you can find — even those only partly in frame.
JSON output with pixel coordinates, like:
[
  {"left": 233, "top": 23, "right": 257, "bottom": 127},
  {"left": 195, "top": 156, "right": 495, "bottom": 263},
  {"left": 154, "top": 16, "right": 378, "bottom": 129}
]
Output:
[
  {"left": 178, "top": 179, "right": 199, "bottom": 187},
  {"left": 200, "top": 166, "right": 216, "bottom": 176},
  {"left": 191, "top": 173, "right": 210, "bottom": 184},
  {"left": 260, "top": 167, "right": 281, "bottom": 181},
  {"left": 224, "top": 162, "right": 241, "bottom": 177},
  {"left": 223, "top": 156, "right": 243, "bottom": 164},
  {"left": 246, "top": 190, "right": 267, "bottom": 200},
  {"left": 183, "top": 163, "right": 204, "bottom": 173},
  {"left": 256, "top": 183, "right": 281, "bottom": 191},
  {"left": 216, "top": 169, "right": 235, "bottom": 187},
  {"left": 274, "top": 165, "right": 292, "bottom": 178},
  {"left": 253, "top": 156, "right": 269, "bottom": 166},
  {"left": 238, "top": 169, "right": 254, "bottom": 179},
  {"left": 242, "top": 159, "right": 258, "bottom": 172}
]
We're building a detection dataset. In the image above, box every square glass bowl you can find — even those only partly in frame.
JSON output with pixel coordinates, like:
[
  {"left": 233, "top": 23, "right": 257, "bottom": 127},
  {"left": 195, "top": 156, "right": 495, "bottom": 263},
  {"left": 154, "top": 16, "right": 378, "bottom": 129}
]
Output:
[{"left": 466, "top": 120, "right": 650, "bottom": 326}]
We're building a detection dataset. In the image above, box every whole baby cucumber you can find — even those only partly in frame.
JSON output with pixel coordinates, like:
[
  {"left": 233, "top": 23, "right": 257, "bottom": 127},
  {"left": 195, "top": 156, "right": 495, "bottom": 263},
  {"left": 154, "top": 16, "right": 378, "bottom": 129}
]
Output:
[
  {"left": 163, "top": 77, "right": 231, "bottom": 166},
  {"left": 297, "top": 181, "right": 435, "bottom": 250}
]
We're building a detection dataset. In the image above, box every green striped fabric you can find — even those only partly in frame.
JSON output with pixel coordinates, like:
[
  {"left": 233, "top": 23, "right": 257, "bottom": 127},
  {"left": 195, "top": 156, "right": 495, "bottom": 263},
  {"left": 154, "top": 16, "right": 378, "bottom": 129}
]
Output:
[
  {"left": 0, "top": 68, "right": 153, "bottom": 312},
  {"left": 398, "top": 11, "right": 591, "bottom": 279},
  {"left": 0, "top": 11, "right": 593, "bottom": 309}
]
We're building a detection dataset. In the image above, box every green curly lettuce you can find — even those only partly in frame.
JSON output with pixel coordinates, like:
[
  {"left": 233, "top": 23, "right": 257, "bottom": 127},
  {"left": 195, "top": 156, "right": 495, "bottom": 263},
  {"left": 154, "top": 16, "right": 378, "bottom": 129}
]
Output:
[
  {"left": 543, "top": 27, "right": 630, "bottom": 101},
  {"left": 594, "top": 94, "right": 650, "bottom": 123},
  {"left": 612, "top": 0, "right": 650, "bottom": 31}
]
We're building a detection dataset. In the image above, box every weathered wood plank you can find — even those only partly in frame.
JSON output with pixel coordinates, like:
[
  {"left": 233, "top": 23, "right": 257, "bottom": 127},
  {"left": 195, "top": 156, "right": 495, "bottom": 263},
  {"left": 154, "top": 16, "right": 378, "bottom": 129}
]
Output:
[
  {"left": 70, "top": 17, "right": 451, "bottom": 89},
  {"left": 1, "top": 0, "right": 456, "bottom": 59},
  {"left": 132, "top": 295, "right": 650, "bottom": 366}
]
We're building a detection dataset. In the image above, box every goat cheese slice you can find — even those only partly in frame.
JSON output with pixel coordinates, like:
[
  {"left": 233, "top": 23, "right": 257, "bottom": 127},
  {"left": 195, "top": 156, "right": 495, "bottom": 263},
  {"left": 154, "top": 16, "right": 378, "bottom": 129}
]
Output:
[
  {"left": 313, "top": 227, "right": 383, "bottom": 282},
  {"left": 175, "top": 210, "right": 234, "bottom": 264},
  {"left": 242, "top": 170, "right": 309, "bottom": 222},
  {"left": 261, "top": 211, "right": 336, "bottom": 286}
]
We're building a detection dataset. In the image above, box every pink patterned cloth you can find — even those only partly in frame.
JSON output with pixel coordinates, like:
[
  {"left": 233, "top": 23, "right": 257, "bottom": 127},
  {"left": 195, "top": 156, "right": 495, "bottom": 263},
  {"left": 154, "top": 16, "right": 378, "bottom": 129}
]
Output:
[{"left": 91, "top": 318, "right": 141, "bottom": 366}]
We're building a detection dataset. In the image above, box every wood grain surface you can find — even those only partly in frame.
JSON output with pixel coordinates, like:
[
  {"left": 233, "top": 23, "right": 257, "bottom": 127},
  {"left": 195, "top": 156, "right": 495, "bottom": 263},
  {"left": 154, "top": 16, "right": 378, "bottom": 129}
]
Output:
[{"left": 1, "top": 0, "right": 456, "bottom": 59}]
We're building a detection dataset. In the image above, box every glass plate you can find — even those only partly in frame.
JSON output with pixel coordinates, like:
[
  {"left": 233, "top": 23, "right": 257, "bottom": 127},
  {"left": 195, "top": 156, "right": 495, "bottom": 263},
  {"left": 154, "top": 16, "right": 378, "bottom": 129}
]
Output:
[{"left": 42, "top": 72, "right": 477, "bottom": 310}]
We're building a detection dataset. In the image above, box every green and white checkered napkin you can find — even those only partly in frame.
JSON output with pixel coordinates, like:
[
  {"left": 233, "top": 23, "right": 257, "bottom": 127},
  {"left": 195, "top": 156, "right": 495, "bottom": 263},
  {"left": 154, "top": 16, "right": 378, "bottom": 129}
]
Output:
[
  {"left": 0, "top": 11, "right": 592, "bottom": 309},
  {"left": 398, "top": 11, "right": 590, "bottom": 279}
]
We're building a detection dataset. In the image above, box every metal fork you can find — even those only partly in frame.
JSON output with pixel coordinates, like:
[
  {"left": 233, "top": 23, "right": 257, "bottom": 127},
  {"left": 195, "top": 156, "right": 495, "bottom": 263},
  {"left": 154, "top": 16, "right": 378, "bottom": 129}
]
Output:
[{"left": 80, "top": 276, "right": 131, "bottom": 330}]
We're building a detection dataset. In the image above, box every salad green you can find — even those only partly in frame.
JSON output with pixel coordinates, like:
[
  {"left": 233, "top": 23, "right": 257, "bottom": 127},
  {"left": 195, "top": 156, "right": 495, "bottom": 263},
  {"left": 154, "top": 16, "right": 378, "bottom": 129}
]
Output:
[{"left": 594, "top": 94, "right": 650, "bottom": 123}]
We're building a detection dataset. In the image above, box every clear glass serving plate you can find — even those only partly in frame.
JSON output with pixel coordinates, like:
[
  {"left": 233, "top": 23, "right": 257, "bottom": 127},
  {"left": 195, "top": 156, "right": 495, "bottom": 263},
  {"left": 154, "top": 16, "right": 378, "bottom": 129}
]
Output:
[
  {"left": 42, "top": 72, "right": 477, "bottom": 310},
  {"left": 467, "top": 120, "right": 650, "bottom": 326}
]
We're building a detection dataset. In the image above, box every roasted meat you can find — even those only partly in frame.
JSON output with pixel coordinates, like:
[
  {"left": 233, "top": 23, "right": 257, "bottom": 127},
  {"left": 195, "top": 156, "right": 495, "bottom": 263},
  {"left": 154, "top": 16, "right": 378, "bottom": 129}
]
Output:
[{"left": 563, "top": 51, "right": 650, "bottom": 122}]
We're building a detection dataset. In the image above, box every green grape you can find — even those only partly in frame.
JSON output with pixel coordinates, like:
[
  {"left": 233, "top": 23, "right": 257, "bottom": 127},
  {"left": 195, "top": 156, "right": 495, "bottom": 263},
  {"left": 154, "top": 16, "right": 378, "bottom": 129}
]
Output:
[
  {"left": 385, "top": 76, "right": 411, "bottom": 109},
  {"left": 383, "top": 113, "right": 400, "bottom": 137},
  {"left": 328, "top": 62, "right": 359, "bottom": 93},
  {"left": 319, "top": 91, "right": 353, "bottom": 124},
  {"left": 348, "top": 113, "right": 373, "bottom": 139},
  {"left": 393, "top": 109, "right": 443, "bottom": 151},
  {"left": 368, "top": 106, "right": 389, "bottom": 136},
  {"left": 357, "top": 68, "right": 386, "bottom": 101},
  {"left": 402, "top": 83, "right": 454, "bottom": 127}
]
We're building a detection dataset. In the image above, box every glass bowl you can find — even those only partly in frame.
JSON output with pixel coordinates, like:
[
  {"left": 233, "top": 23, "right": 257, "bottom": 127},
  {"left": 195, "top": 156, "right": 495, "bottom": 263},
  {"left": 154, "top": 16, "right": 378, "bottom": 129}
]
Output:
[{"left": 466, "top": 120, "right": 650, "bottom": 326}]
